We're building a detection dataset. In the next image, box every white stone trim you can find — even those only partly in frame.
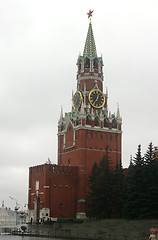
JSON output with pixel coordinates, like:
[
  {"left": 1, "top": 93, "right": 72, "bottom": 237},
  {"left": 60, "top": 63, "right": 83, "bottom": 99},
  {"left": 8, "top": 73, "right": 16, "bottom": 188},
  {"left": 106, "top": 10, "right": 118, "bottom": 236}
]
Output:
[
  {"left": 77, "top": 199, "right": 85, "bottom": 203},
  {"left": 77, "top": 75, "right": 103, "bottom": 82}
]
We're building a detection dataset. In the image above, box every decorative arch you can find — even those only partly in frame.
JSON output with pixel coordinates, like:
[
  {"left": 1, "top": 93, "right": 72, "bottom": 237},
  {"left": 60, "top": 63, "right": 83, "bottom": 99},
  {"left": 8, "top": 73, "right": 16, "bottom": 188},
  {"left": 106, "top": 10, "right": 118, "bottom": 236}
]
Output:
[
  {"left": 94, "top": 116, "right": 100, "bottom": 127},
  {"left": 112, "top": 118, "right": 117, "bottom": 128},
  {"left": 86, "top": 115, "right": 91, "bottom": 125},
  {"left": 104, "top": 118, "right": 109, "bottom": 128}
]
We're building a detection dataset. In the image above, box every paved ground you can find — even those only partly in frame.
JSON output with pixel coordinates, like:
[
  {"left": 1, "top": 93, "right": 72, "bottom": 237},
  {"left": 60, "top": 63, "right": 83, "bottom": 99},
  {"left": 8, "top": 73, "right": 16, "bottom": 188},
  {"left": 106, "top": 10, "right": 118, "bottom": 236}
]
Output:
[
  {"left": 26, "top": 219, "right": 158, "bottom": 239},
  {"left": 61, "top": 219, "right": 158, "bottom": 237}
]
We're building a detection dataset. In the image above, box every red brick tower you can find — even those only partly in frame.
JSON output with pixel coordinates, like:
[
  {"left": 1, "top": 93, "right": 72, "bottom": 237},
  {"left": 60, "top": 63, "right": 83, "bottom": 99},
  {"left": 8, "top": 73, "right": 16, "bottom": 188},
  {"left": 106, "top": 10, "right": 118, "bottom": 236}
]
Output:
[
  {"left": 28, "top": 11, "right": 122, "bottom": 222},
  {"left": 58, "top": 11, "right": 122, "bottom": 218}
]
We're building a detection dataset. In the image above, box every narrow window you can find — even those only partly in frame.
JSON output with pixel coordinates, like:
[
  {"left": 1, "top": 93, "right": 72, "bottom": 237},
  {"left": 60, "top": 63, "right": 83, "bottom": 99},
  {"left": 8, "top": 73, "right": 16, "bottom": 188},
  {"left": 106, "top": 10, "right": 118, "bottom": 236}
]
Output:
[
  {"left": 86, "top": 115, "right": 91, "bottom": 125},
  {"left": 76, "top": 117, "right": 79, "bottom": 126},
  {"left": 85, "top": 57, "right": 90, "bottom": 68},
  {"left": 90, "top": 132, "right": 93, "bottom": 139},
  {"left": 68, "top": 158, "right": 71, "bottom": 165},
  {"left": 36, "top": 181, "right": 39, "bottom": 191},
  {"left": 104, "top": 118, "right": 109, "bottom": 128},
  {"left": 61, "top": 123, "right": 64, "bottom": 131},
  {"left": 94, "top": 116, "right": 100, "bottom": 126},
  {"left": 93, "top": 58, "right": 98, "bottom": 69},
  {"left": 78, "top": 60, "right": 81, "bottom": 72},
  {"left": 112, "top": 119, "right": 117, "bottom": 128}
]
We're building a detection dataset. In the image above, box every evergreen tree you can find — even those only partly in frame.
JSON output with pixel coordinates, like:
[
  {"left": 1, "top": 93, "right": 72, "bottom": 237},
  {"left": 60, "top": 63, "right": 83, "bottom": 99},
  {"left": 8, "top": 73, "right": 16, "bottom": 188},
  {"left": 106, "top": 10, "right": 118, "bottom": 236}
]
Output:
[
  {"left": 97, "top": 152, "right": 113, "bottom": 218},
  {"left": 86, "top": 143, "right": 158, "bottom": 219},
  {"left": 123, "top": 157, "right": 138, "bottom": 218},
  {"left": 133, "top": 144, "right": 144, "bottom": 166},
  {"left": 86, "top": 147, "right": 113, "bottom": 218},
  {"left": 124, "top": 143, "right": 158, "bottom": 219},
  {"left": 124, "top": 145, "right": 146, "bottom": 218},
  {"left": 143, "top": 142, "right": 158, "bottom": 218},
  {"left": 144, "top": 142, "right": 154, "bottom": 166},
  {"left": 111, "top": 162, "right": 124, "bottom": 218},
  {"left": 86, "top": 162, "right": 100, "bottom": 217}
]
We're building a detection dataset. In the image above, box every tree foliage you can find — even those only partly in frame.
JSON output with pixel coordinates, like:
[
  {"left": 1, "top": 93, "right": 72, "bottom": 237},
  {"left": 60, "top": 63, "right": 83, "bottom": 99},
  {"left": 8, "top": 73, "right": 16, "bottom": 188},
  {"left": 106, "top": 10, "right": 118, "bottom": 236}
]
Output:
[
  {"left": 86, "top": 142, "right": 158, "bottom": 219},
  {"left": 86, "top": 147, "right": 124, "bottom": 218}
]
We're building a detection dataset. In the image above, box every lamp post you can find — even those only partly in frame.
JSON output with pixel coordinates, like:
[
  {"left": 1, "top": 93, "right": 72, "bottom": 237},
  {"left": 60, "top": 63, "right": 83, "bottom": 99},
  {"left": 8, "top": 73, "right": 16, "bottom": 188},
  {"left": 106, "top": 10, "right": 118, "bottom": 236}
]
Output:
[{"left": 9, "top": 196, "right": 19, "bottom": 225}]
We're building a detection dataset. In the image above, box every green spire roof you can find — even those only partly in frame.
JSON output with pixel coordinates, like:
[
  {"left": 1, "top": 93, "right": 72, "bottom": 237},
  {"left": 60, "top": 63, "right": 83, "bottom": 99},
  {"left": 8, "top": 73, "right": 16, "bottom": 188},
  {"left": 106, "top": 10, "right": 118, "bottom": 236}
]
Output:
[{"left": 83, "top": 22, "right": 97, "bottom": 59}]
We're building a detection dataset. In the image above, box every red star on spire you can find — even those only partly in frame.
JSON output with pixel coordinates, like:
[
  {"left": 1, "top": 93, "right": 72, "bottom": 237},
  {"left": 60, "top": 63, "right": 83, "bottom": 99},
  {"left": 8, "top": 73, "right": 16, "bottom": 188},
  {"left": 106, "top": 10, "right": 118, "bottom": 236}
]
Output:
[{"left": 87, "top": 9, "right": 94, "bottom": 19}]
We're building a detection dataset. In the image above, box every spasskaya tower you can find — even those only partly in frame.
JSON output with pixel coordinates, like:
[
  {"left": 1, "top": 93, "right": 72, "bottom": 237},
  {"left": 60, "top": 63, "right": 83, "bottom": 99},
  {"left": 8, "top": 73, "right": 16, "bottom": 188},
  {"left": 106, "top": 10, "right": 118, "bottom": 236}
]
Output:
[
  {"left": 28, "top": 10, "right": 122, "bottom": 222},
  {"left": 58, "top": 10, "right": 122, "bottom": 218}
]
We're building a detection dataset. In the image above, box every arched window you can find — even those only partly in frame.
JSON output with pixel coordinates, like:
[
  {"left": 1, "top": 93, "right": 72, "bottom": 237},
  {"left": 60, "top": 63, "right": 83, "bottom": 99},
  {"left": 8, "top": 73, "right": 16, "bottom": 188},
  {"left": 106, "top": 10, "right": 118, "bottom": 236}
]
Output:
[
  {"left": 75, "top": 117, "right": 79, "bottom": 126},
  {"left": 86, "top": 115, "right": 91, "bottom": 125},
  {"left": 84, "top": 57, "right": 90, "bottom": 68},
  {"left": 104, "top": 118, "right": 109, "bottom": 128},
  {"left": 112, "top": 119, "right": 117, "bottom": 128},
  {"left": 94, "top": 116, "right": 100, "bottom": 127},
  {"left": 93, "top": 58, "right": 98, "bottom": 69},
  {"left": 61, "top": 123, "right": 64, "bottom": 131}
]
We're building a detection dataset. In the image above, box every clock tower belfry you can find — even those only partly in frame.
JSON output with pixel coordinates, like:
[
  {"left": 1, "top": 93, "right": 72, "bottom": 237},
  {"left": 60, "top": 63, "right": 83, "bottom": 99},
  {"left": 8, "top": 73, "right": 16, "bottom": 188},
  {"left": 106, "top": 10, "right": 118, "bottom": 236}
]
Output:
[{"left": 58, "top": 11, "right": 122, "bottom": 218}]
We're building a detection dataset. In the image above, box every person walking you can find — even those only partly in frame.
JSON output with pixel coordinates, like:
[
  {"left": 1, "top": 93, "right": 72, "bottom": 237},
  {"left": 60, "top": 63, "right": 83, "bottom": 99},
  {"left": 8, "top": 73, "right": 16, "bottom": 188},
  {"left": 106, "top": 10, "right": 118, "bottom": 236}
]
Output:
[{"left": 149, "top": 232, "right": 156, "bottom": 240}]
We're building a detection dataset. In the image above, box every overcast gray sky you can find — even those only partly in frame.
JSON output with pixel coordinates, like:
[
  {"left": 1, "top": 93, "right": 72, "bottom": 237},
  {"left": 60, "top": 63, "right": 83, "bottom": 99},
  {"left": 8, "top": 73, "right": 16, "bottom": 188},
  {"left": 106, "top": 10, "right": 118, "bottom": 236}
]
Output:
[{"left": 0, "top": 0, "right": 158, "bottom": 210}]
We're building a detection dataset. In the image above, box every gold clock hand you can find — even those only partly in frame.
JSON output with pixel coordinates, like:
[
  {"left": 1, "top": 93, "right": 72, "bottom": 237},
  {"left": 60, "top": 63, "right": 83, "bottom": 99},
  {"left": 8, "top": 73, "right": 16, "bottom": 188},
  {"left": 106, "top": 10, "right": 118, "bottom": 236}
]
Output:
[{"left": 93, "top": 93, "right": 100, "bottom": 104}]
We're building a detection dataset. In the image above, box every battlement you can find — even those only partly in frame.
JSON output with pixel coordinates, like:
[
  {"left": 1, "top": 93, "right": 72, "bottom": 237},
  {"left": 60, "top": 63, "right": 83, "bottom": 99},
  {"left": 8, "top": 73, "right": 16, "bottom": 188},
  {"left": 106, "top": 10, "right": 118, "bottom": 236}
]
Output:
[
  {"left": 48, "top": 164, "right": 78, "bottom": 174},
  {"left": 29, "top": 163, "right": 78, "bottom": 175},
  {"left": 29, "top": 164, "right": 44, "bottom": 174}
]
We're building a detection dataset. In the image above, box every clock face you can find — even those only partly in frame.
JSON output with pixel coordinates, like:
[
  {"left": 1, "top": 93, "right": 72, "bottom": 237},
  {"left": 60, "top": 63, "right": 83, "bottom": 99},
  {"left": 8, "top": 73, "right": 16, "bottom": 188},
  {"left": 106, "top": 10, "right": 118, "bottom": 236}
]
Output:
[
  {"left": 72, "top": 91, "right": 83, "bottom": 109},
  {"left": 89, "top": 89, "right": 105, "bottom": 108}
]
